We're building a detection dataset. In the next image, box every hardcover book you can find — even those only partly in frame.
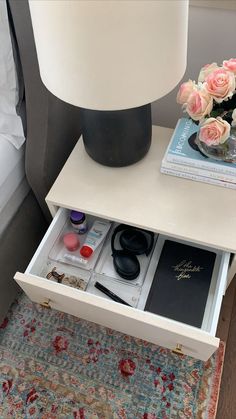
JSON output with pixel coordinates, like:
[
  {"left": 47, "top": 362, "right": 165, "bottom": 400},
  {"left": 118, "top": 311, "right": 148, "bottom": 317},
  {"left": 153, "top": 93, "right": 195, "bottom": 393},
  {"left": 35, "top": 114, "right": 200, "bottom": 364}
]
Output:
[
  {"left": 145, "top": 240, "right": 216, "bottom": 328},
  {"left": 165, "top": 118, "right": 236, "bottom": 177}
]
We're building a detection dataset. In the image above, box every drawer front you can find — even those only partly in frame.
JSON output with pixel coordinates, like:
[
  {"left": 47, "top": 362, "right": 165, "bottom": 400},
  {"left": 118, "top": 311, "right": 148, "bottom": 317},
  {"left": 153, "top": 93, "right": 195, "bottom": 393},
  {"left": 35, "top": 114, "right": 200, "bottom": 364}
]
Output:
[
  {"left": 15, "top": 272, "right": 219, "bottom": 361},
  {"left": 14, "top": 207, "right": 225, "bottom": 361}
]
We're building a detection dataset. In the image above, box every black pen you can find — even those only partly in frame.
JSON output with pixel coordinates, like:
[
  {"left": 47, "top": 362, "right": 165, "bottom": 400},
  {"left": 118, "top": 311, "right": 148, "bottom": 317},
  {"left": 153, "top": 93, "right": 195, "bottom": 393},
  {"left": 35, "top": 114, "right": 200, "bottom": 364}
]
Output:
[{"left": 95, "top": 281, "right": 132, "bottom": 307}]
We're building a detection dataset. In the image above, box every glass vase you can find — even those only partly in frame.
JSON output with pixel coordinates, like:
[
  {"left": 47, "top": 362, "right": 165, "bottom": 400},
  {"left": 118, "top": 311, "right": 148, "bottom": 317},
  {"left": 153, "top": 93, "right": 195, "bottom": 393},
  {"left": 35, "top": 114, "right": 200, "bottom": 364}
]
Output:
[{"left": 195, "top": 127, "right": 236, "bottom": 163}]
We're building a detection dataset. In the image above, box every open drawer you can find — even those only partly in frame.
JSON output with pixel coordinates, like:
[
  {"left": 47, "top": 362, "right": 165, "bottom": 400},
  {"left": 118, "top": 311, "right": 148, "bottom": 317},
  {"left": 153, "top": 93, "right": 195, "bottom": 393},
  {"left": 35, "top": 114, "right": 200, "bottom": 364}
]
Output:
[{"left": 14, "top": 207, "right": 230, "bottom": 361}]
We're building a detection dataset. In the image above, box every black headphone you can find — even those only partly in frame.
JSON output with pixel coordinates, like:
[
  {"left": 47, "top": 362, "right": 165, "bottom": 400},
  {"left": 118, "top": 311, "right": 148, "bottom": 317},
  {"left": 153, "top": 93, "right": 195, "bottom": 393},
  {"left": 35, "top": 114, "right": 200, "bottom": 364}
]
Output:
[{"left": 111, "top": 224, "right": 154, "bottom": 280}]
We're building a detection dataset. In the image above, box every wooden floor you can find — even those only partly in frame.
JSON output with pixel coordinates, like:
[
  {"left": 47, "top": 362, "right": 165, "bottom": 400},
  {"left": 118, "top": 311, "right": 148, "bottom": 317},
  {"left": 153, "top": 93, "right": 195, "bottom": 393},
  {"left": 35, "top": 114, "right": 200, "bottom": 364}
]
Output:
[{"left": 216, "top": 276, "right": 236, "bottom": 418}]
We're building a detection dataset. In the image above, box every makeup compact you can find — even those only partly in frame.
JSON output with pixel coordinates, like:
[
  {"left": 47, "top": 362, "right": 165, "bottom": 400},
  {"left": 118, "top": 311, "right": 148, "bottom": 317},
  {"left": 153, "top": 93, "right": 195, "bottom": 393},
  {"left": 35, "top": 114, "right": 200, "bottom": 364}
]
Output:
[{"left": 63, "top": 232, "right": 80, "bottom": 251}]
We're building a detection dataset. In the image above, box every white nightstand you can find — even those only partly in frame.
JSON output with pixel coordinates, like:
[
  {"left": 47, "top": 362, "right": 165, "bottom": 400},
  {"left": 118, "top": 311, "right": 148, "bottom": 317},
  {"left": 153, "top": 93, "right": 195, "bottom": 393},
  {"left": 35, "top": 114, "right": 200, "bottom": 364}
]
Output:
[{"left": 14, "top": 126, "right": 236, "bottom": 361}]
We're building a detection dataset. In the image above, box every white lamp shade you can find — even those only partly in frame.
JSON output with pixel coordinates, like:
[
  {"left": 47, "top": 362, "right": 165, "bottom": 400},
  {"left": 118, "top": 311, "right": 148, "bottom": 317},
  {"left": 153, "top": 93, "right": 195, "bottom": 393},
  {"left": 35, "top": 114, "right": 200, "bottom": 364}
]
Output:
[{"left": 29, "top": 0, "right": 189, "bottom": 111}]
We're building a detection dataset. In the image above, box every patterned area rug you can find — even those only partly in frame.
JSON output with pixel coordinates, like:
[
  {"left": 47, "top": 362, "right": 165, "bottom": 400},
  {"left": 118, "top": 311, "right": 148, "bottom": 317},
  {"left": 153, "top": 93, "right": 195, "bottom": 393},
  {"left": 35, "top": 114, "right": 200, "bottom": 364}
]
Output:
[{"left": 0, "top": 293, "right": 224, "bottom": 419}]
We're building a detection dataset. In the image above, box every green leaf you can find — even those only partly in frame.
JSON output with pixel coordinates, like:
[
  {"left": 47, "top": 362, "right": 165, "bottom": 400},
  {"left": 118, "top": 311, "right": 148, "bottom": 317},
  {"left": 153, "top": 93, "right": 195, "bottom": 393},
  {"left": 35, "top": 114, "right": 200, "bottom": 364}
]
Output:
[{"left": 210, "top": 109, "right": 224, "bottom": 118}]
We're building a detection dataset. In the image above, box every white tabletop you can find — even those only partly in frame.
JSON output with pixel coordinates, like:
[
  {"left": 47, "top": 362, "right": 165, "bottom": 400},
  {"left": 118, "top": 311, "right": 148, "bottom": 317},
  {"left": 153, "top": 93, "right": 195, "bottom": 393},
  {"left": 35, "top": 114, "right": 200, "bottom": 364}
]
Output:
[{"left": 46, "top": 125, "right": 236, "bottom": 253}]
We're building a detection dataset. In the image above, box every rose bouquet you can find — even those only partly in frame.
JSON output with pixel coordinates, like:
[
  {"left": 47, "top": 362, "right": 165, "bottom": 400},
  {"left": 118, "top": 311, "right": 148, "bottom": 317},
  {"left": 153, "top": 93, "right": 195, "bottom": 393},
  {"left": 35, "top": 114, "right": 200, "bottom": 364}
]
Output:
[{"left": 177, "top": 59, "right": 236, "bottom": 161}]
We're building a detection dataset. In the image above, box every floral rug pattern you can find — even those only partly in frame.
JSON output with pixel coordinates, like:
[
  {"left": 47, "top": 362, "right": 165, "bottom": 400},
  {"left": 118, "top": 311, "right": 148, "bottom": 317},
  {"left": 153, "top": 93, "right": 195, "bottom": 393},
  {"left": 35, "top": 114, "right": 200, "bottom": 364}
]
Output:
[{"left": 0, "top": 293, "right": 224, "bottom": 418}]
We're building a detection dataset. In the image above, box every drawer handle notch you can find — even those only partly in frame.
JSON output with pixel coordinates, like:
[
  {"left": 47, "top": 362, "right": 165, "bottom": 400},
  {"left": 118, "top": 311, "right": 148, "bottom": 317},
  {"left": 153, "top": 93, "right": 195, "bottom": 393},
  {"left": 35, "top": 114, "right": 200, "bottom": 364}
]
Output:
[
  {"left": 172, "top": 343, "right": 184, "bottom": 356},
  {"left": 40, "top": 299, "right": 52, "bottom": 309}
]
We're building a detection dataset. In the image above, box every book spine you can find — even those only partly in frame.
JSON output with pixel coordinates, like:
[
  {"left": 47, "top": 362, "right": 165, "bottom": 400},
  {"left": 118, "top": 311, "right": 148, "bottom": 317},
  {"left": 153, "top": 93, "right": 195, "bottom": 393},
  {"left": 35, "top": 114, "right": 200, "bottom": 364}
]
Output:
[
  {"left": 161, "top": 159, "right": 236, "bottom": 184},
  {"left": 166, "top": 153, "right": 236, "bottom": 177},
  {"left": 161, "top": 167, "right": 236, "bottom": 190}
]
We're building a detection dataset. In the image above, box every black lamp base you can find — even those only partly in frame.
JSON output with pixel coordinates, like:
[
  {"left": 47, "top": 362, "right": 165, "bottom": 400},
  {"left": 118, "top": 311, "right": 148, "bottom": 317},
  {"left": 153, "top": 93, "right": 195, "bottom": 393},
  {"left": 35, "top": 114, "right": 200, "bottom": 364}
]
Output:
[{"left": 81, "top": 104, "right": 152, "bottom": 167}]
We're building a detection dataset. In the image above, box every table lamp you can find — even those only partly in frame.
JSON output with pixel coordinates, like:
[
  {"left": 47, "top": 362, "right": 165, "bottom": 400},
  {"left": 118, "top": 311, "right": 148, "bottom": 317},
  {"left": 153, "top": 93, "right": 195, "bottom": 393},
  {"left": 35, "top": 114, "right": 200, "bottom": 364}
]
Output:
[{"left": 29, "top": 0, "right": 189, "bottom": 167}]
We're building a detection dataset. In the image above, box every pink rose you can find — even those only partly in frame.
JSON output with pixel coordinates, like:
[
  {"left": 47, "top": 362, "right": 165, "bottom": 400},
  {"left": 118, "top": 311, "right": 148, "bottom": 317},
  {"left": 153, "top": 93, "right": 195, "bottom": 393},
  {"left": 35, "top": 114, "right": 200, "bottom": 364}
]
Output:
[
  {"left": 186, "top": 89, "right": 213, "bottom": 121},
  {"left": 223, "top": 58, "right": 236, "bottom": 75},
  {"left": 176, "top": 80, "right": 196, "bottom": 105},
  {"left": 205, "top": 68, "right": 235, "bottom": 103},
  {"left": 198, "top": 62, "right": 219, "bottom": 83},
  {"left": 199, "top": 117, "right": 231, "bottom": 146}
]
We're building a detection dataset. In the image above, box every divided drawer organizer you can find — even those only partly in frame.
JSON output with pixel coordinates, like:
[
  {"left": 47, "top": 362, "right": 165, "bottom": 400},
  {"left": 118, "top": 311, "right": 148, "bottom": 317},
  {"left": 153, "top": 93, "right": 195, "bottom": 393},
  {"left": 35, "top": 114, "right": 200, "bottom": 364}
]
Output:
[{"left": 15, "top": 207, "right": 230, "bottom": 361}]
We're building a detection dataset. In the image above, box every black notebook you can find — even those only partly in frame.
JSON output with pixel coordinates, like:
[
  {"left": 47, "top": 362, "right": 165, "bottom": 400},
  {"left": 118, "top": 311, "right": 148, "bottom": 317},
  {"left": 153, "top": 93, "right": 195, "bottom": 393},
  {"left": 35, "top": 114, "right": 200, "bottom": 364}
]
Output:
[{"left": 145, "top": 240, "right": 216, "bottom": 328}]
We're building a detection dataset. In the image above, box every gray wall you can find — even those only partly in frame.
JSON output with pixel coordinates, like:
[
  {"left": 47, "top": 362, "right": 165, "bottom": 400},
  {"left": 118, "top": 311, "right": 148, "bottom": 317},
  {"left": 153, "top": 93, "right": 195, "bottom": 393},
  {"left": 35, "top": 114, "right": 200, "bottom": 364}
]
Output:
[{"left": 152, "top": 5, "right": 236, "bottom": 129}]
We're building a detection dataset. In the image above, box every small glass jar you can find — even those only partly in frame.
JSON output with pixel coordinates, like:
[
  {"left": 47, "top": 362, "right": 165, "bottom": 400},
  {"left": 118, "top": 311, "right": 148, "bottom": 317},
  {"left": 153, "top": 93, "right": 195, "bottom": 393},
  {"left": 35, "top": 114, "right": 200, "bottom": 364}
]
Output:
[
  {"left": 70, "top": 210, "right": 87, "bottom": 234},
  {"left": 195, "top": 127, "right": 236, "bottom": 163}
]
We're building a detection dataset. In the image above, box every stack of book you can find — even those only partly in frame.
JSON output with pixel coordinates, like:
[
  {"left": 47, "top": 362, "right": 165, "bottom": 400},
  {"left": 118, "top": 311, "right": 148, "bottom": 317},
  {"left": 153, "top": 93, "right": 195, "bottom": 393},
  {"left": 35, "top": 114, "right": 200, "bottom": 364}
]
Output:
[{"left": 161, "top": 118, "right": 236, "bottom": 189}]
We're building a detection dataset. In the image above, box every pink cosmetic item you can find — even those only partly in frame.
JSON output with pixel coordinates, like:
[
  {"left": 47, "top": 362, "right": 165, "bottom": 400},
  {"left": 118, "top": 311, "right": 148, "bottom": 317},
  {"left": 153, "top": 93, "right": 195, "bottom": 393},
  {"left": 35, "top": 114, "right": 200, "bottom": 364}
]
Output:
[{"left": 63, "top": 232, "right": 80, "bottom": 251}]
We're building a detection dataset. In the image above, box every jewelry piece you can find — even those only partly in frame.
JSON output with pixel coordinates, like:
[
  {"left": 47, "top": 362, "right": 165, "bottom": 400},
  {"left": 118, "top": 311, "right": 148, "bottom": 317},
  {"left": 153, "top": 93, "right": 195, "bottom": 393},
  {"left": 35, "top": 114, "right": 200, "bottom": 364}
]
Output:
[
  {"left": 45, "top": 266, "right": 86, "bottom": 290},
  {"left": 61, "top": 275, "right": 87, "bottom": 291},
  {"left": 46, "top": 267, "right": 65, "bottom": 283}
]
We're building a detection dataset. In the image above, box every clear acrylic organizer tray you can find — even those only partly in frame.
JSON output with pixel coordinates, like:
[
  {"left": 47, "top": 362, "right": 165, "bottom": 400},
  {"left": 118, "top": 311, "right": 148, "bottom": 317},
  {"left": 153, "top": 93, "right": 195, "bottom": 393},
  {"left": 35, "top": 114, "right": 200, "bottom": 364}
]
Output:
[
  {"left": 95, "top": 223, "right": 158, "bottom": 288},
  {"left": 41, "top": 259, "right": 91, "bottom": 291},
  {"left": 87, "top": 272, "right": 142, "bottom": 308},
  {"left": 48, "top": 214, "right": 112, "bottom": 271}
]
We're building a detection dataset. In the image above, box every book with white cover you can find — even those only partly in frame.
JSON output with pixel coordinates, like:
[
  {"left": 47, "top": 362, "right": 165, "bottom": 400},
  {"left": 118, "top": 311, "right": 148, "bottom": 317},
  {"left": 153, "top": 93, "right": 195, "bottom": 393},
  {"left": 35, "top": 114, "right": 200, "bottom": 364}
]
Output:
[
  {"left": 165, "top": 118, "right": 236, "bottom": 177},
  {"left": 161, "top": 166, "right": 236, "bottom": 190},
  {"left": 162, "top": 157, "right": 236, "bottom": 184}
]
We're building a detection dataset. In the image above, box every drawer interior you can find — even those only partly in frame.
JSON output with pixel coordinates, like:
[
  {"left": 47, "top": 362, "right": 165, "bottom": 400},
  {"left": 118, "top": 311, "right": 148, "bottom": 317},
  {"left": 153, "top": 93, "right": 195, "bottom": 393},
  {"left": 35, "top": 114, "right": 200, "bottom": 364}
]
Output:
[{"left": 25, "top": 207, "right": 230, "bottom": 336}]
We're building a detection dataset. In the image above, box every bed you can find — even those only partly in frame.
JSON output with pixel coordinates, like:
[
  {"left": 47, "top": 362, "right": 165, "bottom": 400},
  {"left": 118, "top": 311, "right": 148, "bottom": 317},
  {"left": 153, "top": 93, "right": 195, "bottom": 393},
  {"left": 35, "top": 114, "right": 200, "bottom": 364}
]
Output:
[
  {"left": 0, "top": 139, "right": 29, "bottom": 235},
  {"left": 0, "top": 0, "right": 28, "bottom": 231}
]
